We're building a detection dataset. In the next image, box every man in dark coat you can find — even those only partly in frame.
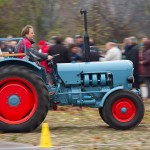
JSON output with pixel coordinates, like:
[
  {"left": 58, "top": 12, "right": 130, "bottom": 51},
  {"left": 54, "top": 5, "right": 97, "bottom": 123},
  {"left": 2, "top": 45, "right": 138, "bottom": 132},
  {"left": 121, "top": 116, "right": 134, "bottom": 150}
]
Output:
[
  {"left": 48, "top": 36, "right": 71, "bottom": 65},
  {"left": 125, "top": 36, "right": 140, "bottom": 89}
]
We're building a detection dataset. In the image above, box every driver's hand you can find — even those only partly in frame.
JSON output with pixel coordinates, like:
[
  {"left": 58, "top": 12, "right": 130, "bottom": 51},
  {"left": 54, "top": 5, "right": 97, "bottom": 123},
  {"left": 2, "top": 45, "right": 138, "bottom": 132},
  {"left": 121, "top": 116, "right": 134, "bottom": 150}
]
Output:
[{"left": 47, "top": 55, "right": 53, "bottom": 60}]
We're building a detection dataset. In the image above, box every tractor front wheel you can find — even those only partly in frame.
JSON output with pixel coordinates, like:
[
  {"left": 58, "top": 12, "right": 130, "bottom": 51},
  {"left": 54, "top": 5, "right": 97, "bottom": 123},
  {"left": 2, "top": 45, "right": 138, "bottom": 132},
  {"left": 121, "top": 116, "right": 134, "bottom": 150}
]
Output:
[
  {"left": 102, "top": 90, "right": 144, "bottom": 130},
  {"left": 98, "top": 107, "right": 108, "bottom": 125}
]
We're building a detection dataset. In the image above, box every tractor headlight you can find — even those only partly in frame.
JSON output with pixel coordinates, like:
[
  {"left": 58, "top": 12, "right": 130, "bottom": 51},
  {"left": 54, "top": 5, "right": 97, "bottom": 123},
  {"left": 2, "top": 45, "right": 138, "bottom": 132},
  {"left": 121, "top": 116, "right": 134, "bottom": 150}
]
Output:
[{"left": 127, "top": 76, "right": 134, "bottom": 83}]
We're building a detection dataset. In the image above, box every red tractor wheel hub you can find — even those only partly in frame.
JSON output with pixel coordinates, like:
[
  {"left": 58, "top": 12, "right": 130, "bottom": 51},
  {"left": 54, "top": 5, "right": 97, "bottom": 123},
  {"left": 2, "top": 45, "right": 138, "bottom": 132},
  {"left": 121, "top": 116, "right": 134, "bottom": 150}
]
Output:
[
  {"left": 0, "top": 78, "right": 38, "bottom": 124},
  {"left": 112, "top": 98, "right": 136, "bottom": 122}
]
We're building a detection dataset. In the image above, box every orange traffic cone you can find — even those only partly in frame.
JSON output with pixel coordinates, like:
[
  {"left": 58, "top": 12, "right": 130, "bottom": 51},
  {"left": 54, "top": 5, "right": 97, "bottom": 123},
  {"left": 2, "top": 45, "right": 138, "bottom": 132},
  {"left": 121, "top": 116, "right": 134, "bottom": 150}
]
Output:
[{"left": 39, "top": 123, "right": 53, "bottom": 148}]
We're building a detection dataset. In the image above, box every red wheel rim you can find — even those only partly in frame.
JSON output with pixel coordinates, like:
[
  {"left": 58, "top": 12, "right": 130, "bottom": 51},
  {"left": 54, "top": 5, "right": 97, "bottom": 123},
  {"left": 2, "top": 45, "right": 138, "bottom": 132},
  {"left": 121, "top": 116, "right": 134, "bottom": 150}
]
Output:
[
  {"left": 0, "top": 77, "right": 38, "bottom": 124},
  {"left": 112, "top": 98, "right": 136, "bottom": 122}
]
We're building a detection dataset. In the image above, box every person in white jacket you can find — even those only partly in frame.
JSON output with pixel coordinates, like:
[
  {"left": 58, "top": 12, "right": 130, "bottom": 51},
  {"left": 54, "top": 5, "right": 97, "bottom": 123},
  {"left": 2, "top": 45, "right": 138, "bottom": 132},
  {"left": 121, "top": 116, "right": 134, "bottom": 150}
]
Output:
[{"left": 101, "top": 42, "right": 122, "bottom": 61}]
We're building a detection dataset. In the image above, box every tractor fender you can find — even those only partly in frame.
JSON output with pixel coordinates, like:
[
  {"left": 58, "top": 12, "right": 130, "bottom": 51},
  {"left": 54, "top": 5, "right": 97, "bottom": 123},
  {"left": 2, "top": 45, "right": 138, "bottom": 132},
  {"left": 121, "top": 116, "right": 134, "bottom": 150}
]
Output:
[
  {"left": 99, "top": 86, "right": 124, "bottom": 107},
  {"left": 0, "top": 58, "right": 47, "bottom": 83}
]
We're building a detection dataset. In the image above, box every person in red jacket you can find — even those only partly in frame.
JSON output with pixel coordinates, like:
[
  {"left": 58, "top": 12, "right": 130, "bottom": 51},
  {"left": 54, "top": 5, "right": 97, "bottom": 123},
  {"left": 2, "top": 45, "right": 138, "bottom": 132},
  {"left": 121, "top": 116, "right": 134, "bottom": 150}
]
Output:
[
  {"left": 37, "top": 40, "right": 50, "bottom": 71},
  {"left": 37, "top": 40, "right": 53, "bottom": 84},
  {"left": 17, "top": 25, "right": 53, "bottom": 61}
]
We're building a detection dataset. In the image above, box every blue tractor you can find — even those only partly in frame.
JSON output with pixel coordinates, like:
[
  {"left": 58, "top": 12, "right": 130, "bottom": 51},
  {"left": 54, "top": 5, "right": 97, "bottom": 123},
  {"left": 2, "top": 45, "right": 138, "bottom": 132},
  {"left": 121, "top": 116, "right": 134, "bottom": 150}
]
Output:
[{"left": 0, "top": 10, "right": 144, "bottom": 132}]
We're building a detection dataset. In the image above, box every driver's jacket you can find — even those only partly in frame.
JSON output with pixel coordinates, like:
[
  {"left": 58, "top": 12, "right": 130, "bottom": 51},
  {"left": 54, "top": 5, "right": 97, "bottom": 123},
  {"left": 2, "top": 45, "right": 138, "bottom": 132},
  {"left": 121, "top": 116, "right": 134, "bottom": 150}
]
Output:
[{"left": 17, "top": 37, "right": 48, "bottom": 61}]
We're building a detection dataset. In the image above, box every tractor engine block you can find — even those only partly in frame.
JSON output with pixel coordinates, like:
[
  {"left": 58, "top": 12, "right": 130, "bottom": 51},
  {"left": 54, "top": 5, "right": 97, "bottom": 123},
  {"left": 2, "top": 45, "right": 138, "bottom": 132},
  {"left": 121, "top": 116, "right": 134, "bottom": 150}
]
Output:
[{"left": 81, "top": 72, "right": 113, "bottom": 87}]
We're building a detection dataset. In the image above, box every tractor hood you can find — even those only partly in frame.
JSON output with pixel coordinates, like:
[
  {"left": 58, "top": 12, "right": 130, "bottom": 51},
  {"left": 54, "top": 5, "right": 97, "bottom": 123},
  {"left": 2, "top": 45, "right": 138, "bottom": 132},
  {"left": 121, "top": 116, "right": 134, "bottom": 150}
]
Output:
[{"left": 57, "top": 60, "right": 133, "bottom": 86}]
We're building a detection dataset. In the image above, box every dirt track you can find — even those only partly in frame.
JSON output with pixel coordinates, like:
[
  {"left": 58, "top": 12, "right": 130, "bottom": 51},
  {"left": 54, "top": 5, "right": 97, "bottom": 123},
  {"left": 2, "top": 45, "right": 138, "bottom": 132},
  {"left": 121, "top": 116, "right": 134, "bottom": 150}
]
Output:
[{"left": 0, "top": 101, "right": 150, "bottom": 150}]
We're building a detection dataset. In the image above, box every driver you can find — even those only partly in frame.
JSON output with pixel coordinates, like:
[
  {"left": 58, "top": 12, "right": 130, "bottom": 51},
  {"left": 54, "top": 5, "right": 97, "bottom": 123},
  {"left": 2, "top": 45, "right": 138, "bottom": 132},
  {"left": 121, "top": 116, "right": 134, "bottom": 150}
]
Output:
[{"left": 16, "top": 25, "right": 53, "bottom": 61}]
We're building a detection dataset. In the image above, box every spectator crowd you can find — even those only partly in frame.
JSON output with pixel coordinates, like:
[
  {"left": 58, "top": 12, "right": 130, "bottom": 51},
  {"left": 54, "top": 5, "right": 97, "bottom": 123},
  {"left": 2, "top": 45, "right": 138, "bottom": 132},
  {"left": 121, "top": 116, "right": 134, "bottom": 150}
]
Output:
[{"left": 0, "top": 25, "right": 150, "bottom": 100}]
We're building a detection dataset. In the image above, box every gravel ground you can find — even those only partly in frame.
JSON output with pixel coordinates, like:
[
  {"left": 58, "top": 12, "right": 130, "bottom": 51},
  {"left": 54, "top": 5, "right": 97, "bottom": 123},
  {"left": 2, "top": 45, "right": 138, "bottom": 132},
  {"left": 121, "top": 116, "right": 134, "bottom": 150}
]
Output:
[{"left": 0, "top": 101, "right": 150, "bottom": 150}]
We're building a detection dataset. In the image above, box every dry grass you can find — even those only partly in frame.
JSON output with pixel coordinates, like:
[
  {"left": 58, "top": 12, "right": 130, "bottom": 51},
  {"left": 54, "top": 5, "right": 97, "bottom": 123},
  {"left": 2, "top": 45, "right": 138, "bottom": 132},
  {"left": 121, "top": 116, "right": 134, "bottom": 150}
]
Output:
[{"left": 0, "top": 101, "right": 150, "bottom": 149}]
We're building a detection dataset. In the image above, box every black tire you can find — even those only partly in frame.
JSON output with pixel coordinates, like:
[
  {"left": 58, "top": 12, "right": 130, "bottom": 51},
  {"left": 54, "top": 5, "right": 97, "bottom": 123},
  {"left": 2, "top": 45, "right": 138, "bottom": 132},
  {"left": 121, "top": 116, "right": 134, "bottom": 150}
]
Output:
[
  {"left": 102, "top": 90, "right": 144, "bottom": 130},
  {"left": 0, "top": 65, "right": 49, "bottom": 132},
  {"left": 98, "top": 107, "right": 108, "bottom": 124}
]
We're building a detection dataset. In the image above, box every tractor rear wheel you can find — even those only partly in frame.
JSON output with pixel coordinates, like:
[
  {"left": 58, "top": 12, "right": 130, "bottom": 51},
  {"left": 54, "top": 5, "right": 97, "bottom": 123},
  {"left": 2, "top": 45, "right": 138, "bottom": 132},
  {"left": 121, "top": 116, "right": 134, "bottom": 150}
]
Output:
[
  {"left": 102, "top": 90, "right": 144, "bottom": 130},
  {"left": 0, "top": 65, "right": 49, "bottom": 132}
]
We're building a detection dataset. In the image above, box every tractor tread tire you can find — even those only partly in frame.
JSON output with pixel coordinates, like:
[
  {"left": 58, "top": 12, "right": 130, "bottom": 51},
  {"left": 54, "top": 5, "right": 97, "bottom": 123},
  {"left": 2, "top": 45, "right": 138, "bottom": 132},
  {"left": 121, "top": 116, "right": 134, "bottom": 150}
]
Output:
[
  {"left": 102, "top": 90, "right": 144, "bottom": 130},
  {"left": 0, "top": 65, "right": 49, "bottom": 132}
]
